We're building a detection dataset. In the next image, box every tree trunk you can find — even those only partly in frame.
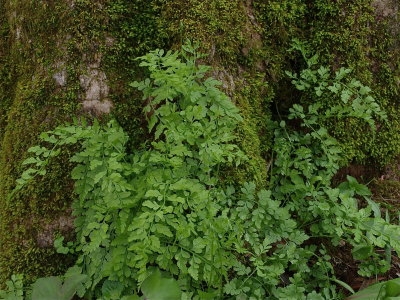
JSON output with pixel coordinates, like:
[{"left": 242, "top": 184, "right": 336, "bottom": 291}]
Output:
[{"left": 0, "top": 0, "right": 399, "bottom": 284}]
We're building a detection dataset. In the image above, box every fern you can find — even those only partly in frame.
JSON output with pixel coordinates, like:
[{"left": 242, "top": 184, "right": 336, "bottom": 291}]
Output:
[{"left": 12, "top": 42, "right": 400, "bottom": 299}]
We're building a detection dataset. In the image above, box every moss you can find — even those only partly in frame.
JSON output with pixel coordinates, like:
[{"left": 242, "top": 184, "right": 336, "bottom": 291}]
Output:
[
  {"left": 233, "top": 72, "right": 274, "bottom": 185},
  {"left": 371, "top": 179, "right": 400, "bottom": 222},
  {"left": 0, "top": 0, "right": 398, "bottom": 288},
  {"left": 0, "top": 0, "right": 83, "bottom": 285},
  {"left": 101, "top": 0, "right": 170, "bottom": 151},
  {"left": 161, "top": 0, "right": 247, "bottom": 65},
  {"left": 0, "top": 75, "right": 78, "bottom": 284},
  {"left": 306, "top": 1, "right": 400, "bottom": 166},
  {"left": 254, "top": 0, "right": 400, "bottom": 167},
  {"left": 0, "top": 2, "right": 14, "bottom": 143}
]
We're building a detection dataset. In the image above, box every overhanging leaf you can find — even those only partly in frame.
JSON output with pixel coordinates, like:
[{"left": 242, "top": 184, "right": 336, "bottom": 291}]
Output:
[
  {"left": 141, "top": 269, "right": 181, "bottom": 300},
  {"left": 31, "top": 277, "right": 63, "bottom": 300},
  {"left": 352, "top": 244, "right": 373, "bottom": 260},
  {"left": 347, "top": 279, "right": 400, "bottom": 299}
]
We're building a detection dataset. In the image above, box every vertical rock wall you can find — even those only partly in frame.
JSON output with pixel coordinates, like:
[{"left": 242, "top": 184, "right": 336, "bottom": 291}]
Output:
[{"left": 0, "top": 0, "right": 399, "bottom": 285}]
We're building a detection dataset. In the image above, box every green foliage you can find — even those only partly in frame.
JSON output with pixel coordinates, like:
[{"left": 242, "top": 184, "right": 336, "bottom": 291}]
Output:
[
  {"left": 285, "top": 39, "right": 390, "bottom": 164},
  {"left": 0, "top": 268, "right": 85, "bottom": 300},
  {"left": 286, "top": 40, "right": 387, "bottom": 129},
  {"left": 347, "top": 278, "right": 400, "bottom": 300},
  {"left": 13, "top": 44, "right": 400, "bottom": 299},
  {"left": 0, "top": 268, "right": 181, "bottom": 300},
  {"left": 254, "top": 0, "right": 400, "bottom": 166},
  {"left": 31, "top": 268, "right": 86, "bottom": 300},
  {"left": 140, "top": 269, "right": 182, "bottom": 300},
  {"left": 54, "top": 237, "right": 75, "bottom": 255},
  {"left": 1, "top": 0, "right": 399, "bottom": 288},
  {"left": 0, "top": 275, "right": 24, "bottom": 300},
  {"left": 73, "top": 44, "right": 244, "bottom": 296},
  {"left": 274, "top": 43, "right": 399, "bottom": 280},
  {"left": 16, "top": 43, "right": 245, "bottom": 298}
]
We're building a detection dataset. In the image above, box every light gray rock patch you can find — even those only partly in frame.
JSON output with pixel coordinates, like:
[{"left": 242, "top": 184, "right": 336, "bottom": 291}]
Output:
[
  {"left": 53, "top": 68, "right": 67, "bottom": 87},
  {"left": 79, "top": 58, "right": 113, "bottom": 115},
  {"left": 372, "top": 0, "right": 398, "bottom": 17}
]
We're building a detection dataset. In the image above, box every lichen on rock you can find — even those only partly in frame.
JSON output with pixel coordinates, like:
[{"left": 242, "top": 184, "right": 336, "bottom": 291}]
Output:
[{"left": 80, "top": 57, "right": 113, "bottom": 115}]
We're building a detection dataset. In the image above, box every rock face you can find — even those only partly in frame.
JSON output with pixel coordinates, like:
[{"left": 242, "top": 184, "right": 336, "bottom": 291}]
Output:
[
  {"left": 80, "top": 58, "right": 113, "bottom": 115},
  {"left": 0, "top": 0, "right": 118, "bottom": 283},
  {"left": 373, "top": 0, "right": 398, "bottom": 17},
  {"left": 0, "top": 0, "right": 399, "bottom": 286}
]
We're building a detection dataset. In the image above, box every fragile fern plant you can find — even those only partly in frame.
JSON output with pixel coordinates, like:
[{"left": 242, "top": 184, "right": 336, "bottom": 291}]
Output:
[
  {"left": 16, "top": 42, "right": 247, "bottom": 299},
  {"left": 270, "top": 42, "right": 399, "bottom": 292},
  {"left": 13, "top": 42, "right": 400, "bottom": 300},
  {"left": 286, "top": 51, "right": 387, "bottom": 131}
]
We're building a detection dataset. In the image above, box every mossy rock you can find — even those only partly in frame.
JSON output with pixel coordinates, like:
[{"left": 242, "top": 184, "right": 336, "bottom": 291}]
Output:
[{"left": 0, "top": 0, "right": 399, "bottom": 287}]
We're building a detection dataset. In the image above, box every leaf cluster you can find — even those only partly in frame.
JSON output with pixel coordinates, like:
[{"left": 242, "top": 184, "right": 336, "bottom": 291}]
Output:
[{"left": 10, "top": 42, "right": 400, "bottom": 299}]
